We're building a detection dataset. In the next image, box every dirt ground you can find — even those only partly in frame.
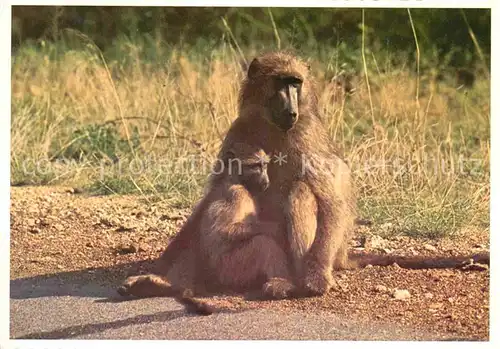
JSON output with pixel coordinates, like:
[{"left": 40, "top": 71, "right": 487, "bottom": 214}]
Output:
[{"left": 9, "top": 186, "right": 490, "bottom": 340}]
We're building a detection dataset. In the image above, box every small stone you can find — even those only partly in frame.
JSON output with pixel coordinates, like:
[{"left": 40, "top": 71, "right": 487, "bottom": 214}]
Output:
[
  {"left": 159, "top": 214, "right": 184, "bottom": 221},
  {"left": 445, "top": 314, "right": 457, "bottom": 320},
  {"left": 365, "top": 235, "right": 387, "bottom": 249},
  {"left": 115, "top": 225, "right": 134, "bottom": 232},
  {"left": 100, "top": 217, "right": 116, "bottom": 227},
  {"left": 390, "top": 262, "right": 401, "bottom": 269},
  {"left": 408, "top": 247, "right": 418, "bottom": 256},
  {"left": 429, "top": 302, "right": 444, "bottom": 309},
  {"left": 364, "top": 264, "right": 374, "bottom": 269},
  {"left": 53, "top": 223, "right": 64, "bottom": 231},
  {"left": 26, "top": 218, "right": 36, "bottom": 227},
  {"left": 392, "top": 289, "right": 411, "bottom": 300},
  {"left": 374, "top": 285, "right": 388, "bottom": 293},
  {"left": 30, "top": 256, "right": 54, "bottom": 263},
  {"left": 115, "top": 244, "right": 138, "bottom": 255},
  {"left": 461, "top": 263, "right": 489, "bottom": 272},
  {"left": 380, "top": 222, "right": 393, "bottom": 230},
  {"left": 30, "top": 227, "right": 42, "bottom": 234},
  {"left": 424, "top": 292, "right": 434, "bottom": 299},
  {"left": 423, "top": 244, "right": 437, "bottom": 252}
]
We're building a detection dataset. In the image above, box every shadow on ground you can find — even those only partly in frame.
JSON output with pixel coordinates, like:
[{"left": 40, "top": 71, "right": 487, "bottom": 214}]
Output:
[
  {"left": 15, "top": 309, "right": 188, "bottom": 339},
  {"left": 10, "top": 259, "right": 157, "bottom": 299}
]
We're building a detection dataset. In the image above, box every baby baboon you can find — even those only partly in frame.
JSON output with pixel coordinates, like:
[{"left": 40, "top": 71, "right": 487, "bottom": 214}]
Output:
[
  {"left": 119, "top": 143, "right": 293, "bottom": 312},
  {"left": 215, "top": 51, "right": 357, "bottom": 296},
  {"left": 198, "top": 142, "right": 294, "bottom": 294}
]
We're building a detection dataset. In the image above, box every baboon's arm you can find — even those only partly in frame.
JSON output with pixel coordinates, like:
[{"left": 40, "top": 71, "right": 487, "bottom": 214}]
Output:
[
  {"left": 207, "top": 187, "right": 279, "bottom": 243},
  {"left": 302, "top": 158, "right": 354, "bottom": 293},
  {"left": 305, "top": 196, "right": 345, "bottom": 268},
  {"left": 224, "top": 220, "right": 279, "bottom": 242}
]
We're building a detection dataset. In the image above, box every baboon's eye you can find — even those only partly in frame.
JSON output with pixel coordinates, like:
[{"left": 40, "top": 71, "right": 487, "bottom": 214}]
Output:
[
  {"left": 246, "top": 163, "right": 262, "bottom": 171},
  {"left": 276, "top": 76, "right": 303, "bottom": 88}
]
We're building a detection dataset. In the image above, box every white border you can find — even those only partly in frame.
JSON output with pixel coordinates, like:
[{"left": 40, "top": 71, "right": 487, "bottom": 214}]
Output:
[
  {"left": 0, "top": 1, "right": 11, "bottom": 348},
  {"left": 1, "top": 1, "right": 496, "bottom": 348}
]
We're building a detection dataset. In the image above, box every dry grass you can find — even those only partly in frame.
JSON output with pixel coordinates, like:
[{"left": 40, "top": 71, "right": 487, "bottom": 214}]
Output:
[{"left": 10, "top": 40, "right": 490, "bottom": 238}]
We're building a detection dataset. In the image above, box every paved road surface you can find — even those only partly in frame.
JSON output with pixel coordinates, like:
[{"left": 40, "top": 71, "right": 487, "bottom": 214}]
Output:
[{"left": 10, "top": 272, "right": 466, "bottom": 340}]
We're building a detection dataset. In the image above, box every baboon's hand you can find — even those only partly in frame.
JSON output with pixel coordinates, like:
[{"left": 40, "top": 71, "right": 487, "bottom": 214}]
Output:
[
  {"left": 262, "top": 277, "right": 296, "bottom": 299},
  {"left": 303, "top": 262, "right": 334, "bottom": 296}
]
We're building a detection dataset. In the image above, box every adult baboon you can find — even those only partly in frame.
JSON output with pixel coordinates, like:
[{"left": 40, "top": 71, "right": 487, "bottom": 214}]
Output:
[{"left": 213, "top": 51, "right": 357, "bottom": 296}]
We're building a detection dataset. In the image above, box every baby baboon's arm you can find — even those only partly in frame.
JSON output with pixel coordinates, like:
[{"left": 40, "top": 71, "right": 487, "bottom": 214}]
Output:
[{"left": 205, "top": 185, "right": 277, "bottom": 243}]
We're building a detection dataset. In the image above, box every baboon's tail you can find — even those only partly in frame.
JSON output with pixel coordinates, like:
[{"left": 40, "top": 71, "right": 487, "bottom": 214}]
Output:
[
  {"left": 348, "top": 251, "right": 489, "bottom": 270},
  {"left": 175, "top": 295, "right": 216, "bottom": 316}
]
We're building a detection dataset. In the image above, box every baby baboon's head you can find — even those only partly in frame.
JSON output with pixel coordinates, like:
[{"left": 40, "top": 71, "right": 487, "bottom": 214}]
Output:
[{"left": 223, "top": 142, "right": 270, "bottom": 193}]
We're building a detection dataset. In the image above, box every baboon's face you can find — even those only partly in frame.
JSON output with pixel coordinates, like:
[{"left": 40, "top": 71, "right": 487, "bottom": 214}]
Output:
[
  {"left": 244, "top": 53, "right": 312, "bottom": 132},
  {"left": 269, "top": 75, "right": 303, "bottom": 131},
  {"left": 240, "top": 157, "right": 270, "bottom": 193},
  {"left": 225, "top": 149, "right": 270, "bottom": 193}
]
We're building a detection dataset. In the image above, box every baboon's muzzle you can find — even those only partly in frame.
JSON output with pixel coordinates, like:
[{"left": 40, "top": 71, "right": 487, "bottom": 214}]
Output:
[{"left": 272, "top": 84, "right": 299, "bottom": 131}]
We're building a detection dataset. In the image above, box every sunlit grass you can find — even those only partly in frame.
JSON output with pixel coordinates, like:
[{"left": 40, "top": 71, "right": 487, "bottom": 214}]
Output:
[{"left": 10, "top": 37, "right": 490, "bottom": 238}]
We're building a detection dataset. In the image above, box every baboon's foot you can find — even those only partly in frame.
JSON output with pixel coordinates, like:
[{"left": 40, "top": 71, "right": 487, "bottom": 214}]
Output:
[
  {"left": 261, "top": 277, "right": 296, "bottom": 299},
  {"left": 303, "top": 267, "right": 334, "bottom": 296},
  {"left": 117, "top": 274, "right": 175, "bottom": 298}
]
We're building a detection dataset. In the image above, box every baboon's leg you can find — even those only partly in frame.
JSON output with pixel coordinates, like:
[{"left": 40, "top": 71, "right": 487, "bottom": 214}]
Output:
[
  {"left": 119, "top": 248, "right": 198, "bottom": 298},
  {"left": 302, "top": 159, "right": 355, "bottom": 295},
  {"left": 333, "top": 237, "right": 357, "bottom": 270},
  {"left": 217, "top": 235, "right": 294, "bottom": 298},
  {"left": 286, "top": 181, "right": 317, "bottom": 284}
]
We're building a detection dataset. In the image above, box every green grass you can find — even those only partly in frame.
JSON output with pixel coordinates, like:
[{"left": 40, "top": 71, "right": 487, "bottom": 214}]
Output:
[{"left": 10, "top": 35, "right": 490, "bottom": 239}]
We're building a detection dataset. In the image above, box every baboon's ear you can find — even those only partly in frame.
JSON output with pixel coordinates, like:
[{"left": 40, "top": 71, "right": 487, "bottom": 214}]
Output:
[{"left": 247, "top": 58, "right": 261, "bottom": 79}]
